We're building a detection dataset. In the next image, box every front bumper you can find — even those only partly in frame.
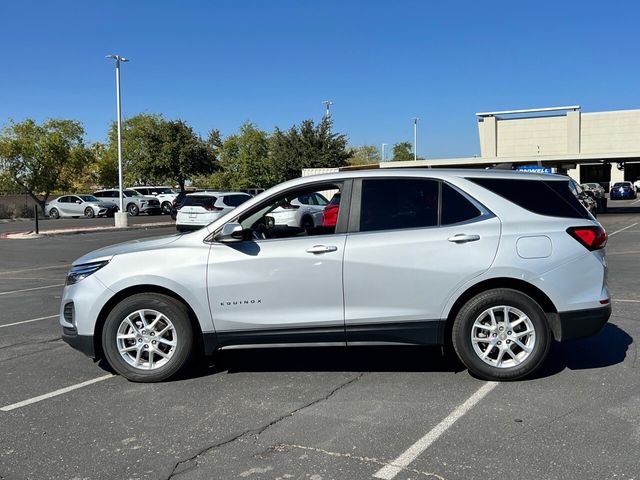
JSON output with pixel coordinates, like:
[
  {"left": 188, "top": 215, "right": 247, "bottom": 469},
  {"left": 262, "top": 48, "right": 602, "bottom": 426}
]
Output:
[
  {"left": 552, "top": 304, "right": 611, "bottom": 341},
  {"left": 61, "top": 327, "right": 96, "bottom": 358}
]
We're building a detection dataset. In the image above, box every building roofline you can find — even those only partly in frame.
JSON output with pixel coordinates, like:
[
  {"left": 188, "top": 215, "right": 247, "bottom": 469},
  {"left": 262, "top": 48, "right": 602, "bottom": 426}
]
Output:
[{"left": 475, "top": 105, "right": 580, "bottom": 117}]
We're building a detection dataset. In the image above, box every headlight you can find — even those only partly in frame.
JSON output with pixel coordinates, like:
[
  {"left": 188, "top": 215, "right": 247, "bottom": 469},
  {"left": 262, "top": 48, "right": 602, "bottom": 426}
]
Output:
[{"left": 66, "top": 261, "right": 109, "bottom": 285}]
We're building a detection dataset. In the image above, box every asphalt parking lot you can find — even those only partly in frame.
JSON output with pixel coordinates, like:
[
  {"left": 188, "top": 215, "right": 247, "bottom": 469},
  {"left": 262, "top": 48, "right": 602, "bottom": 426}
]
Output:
[{"left": 0, "top": 201, "right": 639, "bottom": 480}]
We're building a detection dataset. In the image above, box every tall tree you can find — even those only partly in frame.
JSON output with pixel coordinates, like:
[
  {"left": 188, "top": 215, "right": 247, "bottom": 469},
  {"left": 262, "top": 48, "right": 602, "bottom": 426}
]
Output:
[
  {"left": 348, "top": 144, "right": 381, "bottom": 166},
  {"left": 0, "top": 118, "right": 91, "bottom": 210},
  {"left": 270, "top": 117, "right": 352, "bottom": 183},
  {"left": 102, "top": 114, "right": 216, "bottom": 191},
  {"left": 392, "top": 141, "right": 414, "bottom": 161},
  {"left": 216, "top": 122, "right": 274, "bottom": 189}
]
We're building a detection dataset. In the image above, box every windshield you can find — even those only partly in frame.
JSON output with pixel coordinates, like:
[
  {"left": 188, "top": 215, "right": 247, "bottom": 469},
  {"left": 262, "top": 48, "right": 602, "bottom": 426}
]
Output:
[
  {"left": 124, "top": 190, "right": 143, "bottom": 197},
  {"left": 79, "top": 195, "right": 99, "bottom": 202}
]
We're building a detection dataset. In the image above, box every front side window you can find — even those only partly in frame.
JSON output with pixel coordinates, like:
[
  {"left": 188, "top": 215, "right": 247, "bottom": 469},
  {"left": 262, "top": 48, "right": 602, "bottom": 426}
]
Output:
[
  {"left": 238, "top": 183, "right": 342, "bottom": 240},
  {"left": 124, "top": 190, "right": 142, "bottom": 197},
  {"left": 360, "top": 179, "right": 439, "bottom": 232}
]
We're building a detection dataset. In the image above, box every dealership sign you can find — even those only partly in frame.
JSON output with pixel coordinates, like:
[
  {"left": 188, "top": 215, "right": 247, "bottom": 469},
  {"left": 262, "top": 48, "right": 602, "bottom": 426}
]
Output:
[{"left": 515, "top": 165, "right": 557, "bottom": 174}]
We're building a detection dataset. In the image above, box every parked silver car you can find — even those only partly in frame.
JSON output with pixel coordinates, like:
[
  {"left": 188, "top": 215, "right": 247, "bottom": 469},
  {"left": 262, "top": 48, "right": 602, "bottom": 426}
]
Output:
[
  {"left": 93, "top": 189, "right": 161, "bottom": 216},
  {"left": 45, "top": 195, "right": 119, "bottom": 219},
  {"left": 60, "top": 169, "right": 610, "bottom": 382}
]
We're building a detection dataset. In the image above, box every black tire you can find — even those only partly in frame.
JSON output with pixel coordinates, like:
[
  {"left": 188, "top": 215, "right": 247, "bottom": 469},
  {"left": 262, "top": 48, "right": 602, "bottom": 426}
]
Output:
[
  {"left": 49, "top": 208, "right": 60, "bottom": 219},
  {"left": 162, "top": 202, "right": 172, "bottom": 215},
  {"left": 101, "top": 293, "right": 195, "bottom": 382},
  {"left": 452, "top": 288, "right": 551, "bottom": 381},
  {"left": 84, "top": 207, "right": 95, "bottom": 219},
  {"left": 301, "top": 216, "right": 314, "bottom": 231},
  {"left": 127, "top": 203, "right": 139, "bottom": 216}
]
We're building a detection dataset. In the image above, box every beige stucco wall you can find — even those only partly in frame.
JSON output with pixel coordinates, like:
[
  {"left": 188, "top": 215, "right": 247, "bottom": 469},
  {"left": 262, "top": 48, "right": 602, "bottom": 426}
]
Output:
[
  {"left": 580, "top": 110, "right": 640, "bottom": 153},
  {"left": 496, "top": 116, "right": 568, "bottom": 157}
]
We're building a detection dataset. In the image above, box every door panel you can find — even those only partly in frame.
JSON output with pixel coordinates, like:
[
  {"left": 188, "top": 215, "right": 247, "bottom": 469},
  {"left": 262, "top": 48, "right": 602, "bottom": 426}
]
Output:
[
  {"left": 343, "top": 217, "right": 501, "bottom": 335},
  {"left": 208, "top": 234, "right": 347, "bottom": 335}
]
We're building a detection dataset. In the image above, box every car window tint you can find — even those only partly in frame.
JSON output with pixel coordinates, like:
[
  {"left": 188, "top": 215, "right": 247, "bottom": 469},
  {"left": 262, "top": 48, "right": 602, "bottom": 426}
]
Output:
[
  {"left": 297, "top": 194, "right": 312, "bottom": 205},
  {"left": 360, "top": 179, "right": 439, "bottom": 232},
  {"left": 441, "top": 183, "right": 482, "bottom": 225},
  {"left": 469, "top": 178, "right": 590, "bottom": 219},
  {"left": 58, "top": 196, "right": 70, "bottom": 203},
  {"left": 184, "top": 196, "right": 216, "bottom": 208},
  {"left": 313, "top": 193, "right": 329, "bottom": 206},
  {"left": 225, "top": 195, "right": 250, "bottom": 207}
]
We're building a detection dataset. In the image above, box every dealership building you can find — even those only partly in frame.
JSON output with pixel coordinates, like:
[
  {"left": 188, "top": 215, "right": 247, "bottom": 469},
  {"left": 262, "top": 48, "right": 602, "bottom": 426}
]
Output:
[{"left": 345, "top": 106, "right": 640, "bottom": 189}]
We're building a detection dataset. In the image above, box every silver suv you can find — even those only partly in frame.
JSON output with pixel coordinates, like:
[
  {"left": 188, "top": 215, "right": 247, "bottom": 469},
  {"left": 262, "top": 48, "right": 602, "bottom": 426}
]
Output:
[
  {"left": 62, "top": 170, "right": 610, "bottom": 382},
  {"left": 93, "top": 189, "right": 161, "bottom": 216}
]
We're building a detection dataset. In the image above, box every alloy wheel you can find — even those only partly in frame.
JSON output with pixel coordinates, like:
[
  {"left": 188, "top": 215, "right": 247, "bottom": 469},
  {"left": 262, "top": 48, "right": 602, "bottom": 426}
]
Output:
[{"left": 116, "top": 309, "right": 177, "bottom": 370}]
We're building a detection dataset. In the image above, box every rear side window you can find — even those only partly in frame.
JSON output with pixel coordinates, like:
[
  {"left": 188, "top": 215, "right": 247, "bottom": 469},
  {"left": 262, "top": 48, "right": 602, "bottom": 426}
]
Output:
[
  {"left": 223, "top": 195, "right": 250, "bottom": 207},
  {"left": 469, "top": 178, "right": 590, "bottom": 219},
  {"left": 360, "top": 179, "right": 439, "bottom": 232},
  {"left": 183, "top": 196, "right": 216, "bottom": 208},
  {"left": 441, "top": 183, "right": 482, "bottom": 225}
]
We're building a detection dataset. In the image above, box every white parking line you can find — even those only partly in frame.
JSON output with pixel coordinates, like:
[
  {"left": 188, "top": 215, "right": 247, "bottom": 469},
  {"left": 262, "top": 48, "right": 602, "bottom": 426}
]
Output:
[
  {"left": 631, "top": 198, "right": 640, "bottom": 205},
  {"left": 0, "top": 374, "right": 115, "bottom": 412},
  {"left": 608, "top": 223, "right": 638, "bottom": 236},
  {"left": 613, "top": 298, "right": 640, "bottom": 303},
  {"left": 0, "top": 284, "right": 64, "bottom": 296},
  {"left": 373, "top": 382, "right": 498, "bottom": 480},
  {"left": 0, "top": 314, "right": 58, "bottom": 328},
  {"left": 0, "top": 265, "right": 66, "bottom": 276}
]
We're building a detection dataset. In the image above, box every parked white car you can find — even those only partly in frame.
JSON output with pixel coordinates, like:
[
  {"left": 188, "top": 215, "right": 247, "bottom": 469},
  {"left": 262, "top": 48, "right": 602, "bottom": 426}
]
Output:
[
  {"left": 93, "top": 189, "right": 162, "bottom": 216},
  {"left": 634, "top": 179, "right": 640, "bottom": 192},
  {"left": 176, "top": 191, "right": 251, "bottom": 232},
  {"left": 269, "top": 192, "right": 329, "bottom": 230},
  {"left": 131, "top": 186, "right": 178, "bottom": 215},
  {"left": 45, "top": 195, "right": 119, "bottom": 219}
]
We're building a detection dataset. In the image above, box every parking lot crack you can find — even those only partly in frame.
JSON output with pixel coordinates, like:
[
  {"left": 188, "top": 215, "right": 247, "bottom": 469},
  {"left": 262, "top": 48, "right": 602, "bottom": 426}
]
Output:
[
  {"left": 269, "top": 443, "right": 446, "bottom": 479},
  {"left": 165, "top": 373, "right": 364, "bottom": 479}
]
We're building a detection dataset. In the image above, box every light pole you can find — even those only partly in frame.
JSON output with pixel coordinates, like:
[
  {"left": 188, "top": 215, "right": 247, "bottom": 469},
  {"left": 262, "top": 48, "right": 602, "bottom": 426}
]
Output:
[
  {"left": 323, "top": 100, "right": 333, "bottom": 119},
  {"left": 106, "top": 54, "right": 129, "bottom": 227},
  {"left": 381, "top": 143, "right": 387, "bottom": 162},
  {"left": 412, "top": 117, "right": 419, "bottom": 161}
]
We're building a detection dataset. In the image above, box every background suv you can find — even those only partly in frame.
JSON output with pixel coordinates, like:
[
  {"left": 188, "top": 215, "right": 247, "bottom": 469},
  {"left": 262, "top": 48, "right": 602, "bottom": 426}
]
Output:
[
  {"left": 93, "top": 189, "right": 162, "bottom": 216},
  {"left": 132, "top": 186, "right": 178, "bottom": 215},
  {"left": 175, "top": 191, "right": 251, "bottom": 232},
  {"left": 61, "top": 170, "right": 610, "bottom": 383}
]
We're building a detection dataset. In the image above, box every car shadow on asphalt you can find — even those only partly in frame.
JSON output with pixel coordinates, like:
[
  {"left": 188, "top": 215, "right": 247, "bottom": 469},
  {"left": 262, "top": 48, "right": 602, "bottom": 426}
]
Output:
[
  {"left": 179, "top": 345, "right": 466, "bottom": 381},
  {"left": 530, "top": 322, "right": 633, "bottom": 380},
  {"left": 602, "top": 204, "right": 640, "bottom": 214}
]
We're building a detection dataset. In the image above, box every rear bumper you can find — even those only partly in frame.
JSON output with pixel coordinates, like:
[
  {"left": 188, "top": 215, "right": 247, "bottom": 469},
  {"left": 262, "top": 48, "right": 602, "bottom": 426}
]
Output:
[
  {"left": 553, "top": 304, "right": 611, "bottom": 341},
  {"left": 61, "top": 327, "right": 96, "bottom": 358}
]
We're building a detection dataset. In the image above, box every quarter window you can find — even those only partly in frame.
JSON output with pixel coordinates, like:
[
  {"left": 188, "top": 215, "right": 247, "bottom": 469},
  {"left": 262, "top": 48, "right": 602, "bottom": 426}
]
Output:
[{"left": 441, "top": 183, "right": 482, "bottom": 225}]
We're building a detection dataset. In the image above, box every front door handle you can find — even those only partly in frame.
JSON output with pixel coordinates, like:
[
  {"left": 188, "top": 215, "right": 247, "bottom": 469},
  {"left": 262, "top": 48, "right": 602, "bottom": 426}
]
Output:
[
  {"left": 448, "top": 234, "right": 480, "bottom": 243},
  {"left": 306, "top": 245, "right": 338, "bottom": 254}
]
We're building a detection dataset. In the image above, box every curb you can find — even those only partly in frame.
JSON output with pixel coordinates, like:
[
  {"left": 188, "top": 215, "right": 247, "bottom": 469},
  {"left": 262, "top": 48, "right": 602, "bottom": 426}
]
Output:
[{"left": 5, "top": 222, "right": 175, "bottom": 239}]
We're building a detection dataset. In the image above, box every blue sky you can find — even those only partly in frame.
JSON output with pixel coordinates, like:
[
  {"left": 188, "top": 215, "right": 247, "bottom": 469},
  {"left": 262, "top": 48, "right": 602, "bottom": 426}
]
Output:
[{"left": 1, "top": 0, "right": 639, "bottom": 157}]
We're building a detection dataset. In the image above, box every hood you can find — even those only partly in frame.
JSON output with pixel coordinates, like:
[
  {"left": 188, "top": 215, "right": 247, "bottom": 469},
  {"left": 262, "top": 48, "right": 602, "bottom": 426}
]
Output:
[{"left": 72, "top": 234, "right": 182, "bottom": 266}]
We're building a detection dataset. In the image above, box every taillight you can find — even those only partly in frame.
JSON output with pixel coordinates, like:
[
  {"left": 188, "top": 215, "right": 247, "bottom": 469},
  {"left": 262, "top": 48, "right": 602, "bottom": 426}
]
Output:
[{"left": 567, "top": 226, "right": 607, "bottom": 251}]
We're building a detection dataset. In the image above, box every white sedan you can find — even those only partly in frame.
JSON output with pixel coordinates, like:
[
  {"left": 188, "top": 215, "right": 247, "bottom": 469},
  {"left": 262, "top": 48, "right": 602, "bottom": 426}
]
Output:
[
  {"left": 269, "top": 192, "right": 330, "bottom": 229},
  {"left": 45, "top": 195, "right": 119, "bottom": 219}
]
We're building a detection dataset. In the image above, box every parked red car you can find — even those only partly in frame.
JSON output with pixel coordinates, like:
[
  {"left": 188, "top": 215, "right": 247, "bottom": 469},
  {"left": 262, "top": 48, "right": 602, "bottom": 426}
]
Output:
[{"left": 322, "top": 193, "right": 340, "bottom": 227}]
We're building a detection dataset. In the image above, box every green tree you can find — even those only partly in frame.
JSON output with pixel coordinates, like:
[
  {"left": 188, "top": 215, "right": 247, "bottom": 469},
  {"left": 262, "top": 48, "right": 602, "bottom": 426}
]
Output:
[
  {"left": 0, "top": 118, "right": 91, "bottom": 210},
  {"left": 270, "top": 117, "right": 352, "bottom": 183},
  {"left": 102, "top": 114, "right": 216, "bottom": 191},
  {"left": 348, "top": 144, "right": 381, "bottom": 166},
  {"left": 392, "top": 141, "right": 414, "bottom": 161},
  {"left": 216, "top": 122, "right": 274, "bottom": 189}
]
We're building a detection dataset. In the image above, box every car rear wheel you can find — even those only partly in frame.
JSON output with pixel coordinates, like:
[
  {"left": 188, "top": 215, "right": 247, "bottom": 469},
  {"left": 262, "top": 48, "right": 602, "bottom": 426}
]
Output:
[
  {"left": 452, "top": 288, "right": 551, "bottom": 381},
  {"left": 49, "top": 208, "right": 60, "bottom": 219},
  {"left": 102, "top": 293, "right": 195, "bottom": 382},
  {"left": 84, "top": 207, "right": 95, "bottom": 218},
  {"left": 127, "top": 203, "right": 139, "bottom": 216},
  {"left": 162, "top": 202, "right": 172, "bottom": 215}
]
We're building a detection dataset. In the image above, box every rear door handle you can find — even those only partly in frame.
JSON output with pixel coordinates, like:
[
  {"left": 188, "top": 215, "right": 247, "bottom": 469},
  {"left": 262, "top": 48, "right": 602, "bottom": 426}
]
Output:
[
  {"left": 306, "top": 245, "right": 338, "bottom": 254},
  {"left": 448, "top": 234, "right": 480, "bottom": 243}
]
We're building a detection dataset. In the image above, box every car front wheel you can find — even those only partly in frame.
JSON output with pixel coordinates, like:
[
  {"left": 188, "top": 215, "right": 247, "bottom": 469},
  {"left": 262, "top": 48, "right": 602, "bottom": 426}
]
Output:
[
  {"left": 102, "top": 293, "right": 195, "bottom": 382},
  {"left": 84, "top": 207, "right": 95, "bottom": 218},
  {"left": 452, "top": 288, "right": 551, "bottom": 381},
  {"left": 127, "top": 203, "right": 139, "bottom": 216}
]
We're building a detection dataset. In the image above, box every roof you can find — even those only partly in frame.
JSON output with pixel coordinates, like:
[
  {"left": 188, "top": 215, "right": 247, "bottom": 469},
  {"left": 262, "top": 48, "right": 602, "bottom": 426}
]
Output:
[{"left": 186, "top": 191, "right": 250, "bottom": 197}]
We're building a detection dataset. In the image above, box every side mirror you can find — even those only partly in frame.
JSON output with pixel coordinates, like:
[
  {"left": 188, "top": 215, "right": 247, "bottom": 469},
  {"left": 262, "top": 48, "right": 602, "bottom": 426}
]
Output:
[
  {"left": 152, "top": 192, "right": 158, "bottom": 196},
  {"left": 76, "top": 200, "right": 82, "bottom": 204},
  {"left": 265, "top": 215, "right": 275, "bottom": 229},
  {"left": 215, "top": 223, "right": 244, "bottom": 243}
]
